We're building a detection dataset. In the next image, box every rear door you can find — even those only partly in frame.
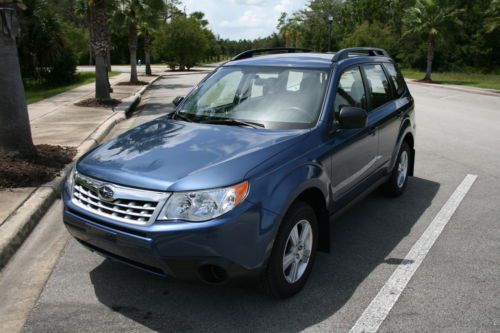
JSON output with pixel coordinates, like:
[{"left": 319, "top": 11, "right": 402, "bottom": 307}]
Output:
[{"left": 361, "top": 63, "right": 401, "bottom": 169}]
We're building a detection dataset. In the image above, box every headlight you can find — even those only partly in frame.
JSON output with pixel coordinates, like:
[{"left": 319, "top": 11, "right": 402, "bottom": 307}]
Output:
[
  {"left": 158, "top": 181, "right": 249, "bottom": 222},
  {"left": 65, "top": 165, "right": 77, "bottom": 197}
]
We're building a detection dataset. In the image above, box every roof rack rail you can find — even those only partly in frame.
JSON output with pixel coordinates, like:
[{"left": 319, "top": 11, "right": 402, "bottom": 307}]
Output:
[
  {"left": 231, "top": 48, "right": 313, "bottom": 61},
  {"left": 332, "top": 47, "right": 390, "bottom": 62}
]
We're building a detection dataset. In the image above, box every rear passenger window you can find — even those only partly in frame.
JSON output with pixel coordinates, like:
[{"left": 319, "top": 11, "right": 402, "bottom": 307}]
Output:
[
  {"left": 334, "top": 67, "right": 367, "bottom": 114},
  {"left": 363, "top": 64, "right": 392, "bottom": 110},
  {"left": 384, "top": 62, "right": 406, "bottom": 97}
]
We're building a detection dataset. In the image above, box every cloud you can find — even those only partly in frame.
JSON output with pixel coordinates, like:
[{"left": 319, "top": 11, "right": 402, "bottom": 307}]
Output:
[
  {"left": 183, "top": 0, "right": 308, "bottom": 40},
  {"left": 232, "top": 0, "right": 267, "bottom": 5}
]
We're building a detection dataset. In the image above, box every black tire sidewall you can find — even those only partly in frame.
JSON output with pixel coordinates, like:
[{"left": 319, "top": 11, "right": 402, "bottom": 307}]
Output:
[{"left": 265, "top": 202, "right": 318, "bottom": 298}]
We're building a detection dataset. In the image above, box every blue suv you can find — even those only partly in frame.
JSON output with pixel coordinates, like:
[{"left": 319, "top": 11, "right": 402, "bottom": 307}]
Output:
[{"left": 63, "top": 47, "right": 415, "bottom": 297}]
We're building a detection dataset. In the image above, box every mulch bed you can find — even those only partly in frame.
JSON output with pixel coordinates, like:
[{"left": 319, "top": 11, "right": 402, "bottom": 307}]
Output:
[
  {"left": 0, "top": 145, "right": 76, "bottom": 189},
  {"left": 74, "top": 98, "right": 121, "bottom": 108},
  {"left": 116, "top": 81, "right": 149, "bottom": 86}
]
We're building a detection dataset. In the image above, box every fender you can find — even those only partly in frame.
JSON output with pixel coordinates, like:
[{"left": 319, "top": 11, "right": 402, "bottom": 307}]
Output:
[
  {"left": 246, "top": 161, "right": 331, "bottom": 253},
  {"left": 249, "top": 162, "right": 329, "bottom": 216}
]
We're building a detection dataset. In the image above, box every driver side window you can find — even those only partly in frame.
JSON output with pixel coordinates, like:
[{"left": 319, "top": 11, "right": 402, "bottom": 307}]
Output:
[{"left": 334, "top": 67, "right": 367, "bottom": 115}]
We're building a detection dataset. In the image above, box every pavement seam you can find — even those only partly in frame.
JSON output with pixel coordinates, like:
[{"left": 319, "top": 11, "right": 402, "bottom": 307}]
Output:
[{"left": 0, "top": 75, "right": 162, "bottom": 270}]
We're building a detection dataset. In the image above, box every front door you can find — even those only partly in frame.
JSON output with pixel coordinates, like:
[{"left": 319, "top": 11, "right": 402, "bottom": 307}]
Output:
[{"left": 329, "top": 66, "right": 379, "bottom": 202}]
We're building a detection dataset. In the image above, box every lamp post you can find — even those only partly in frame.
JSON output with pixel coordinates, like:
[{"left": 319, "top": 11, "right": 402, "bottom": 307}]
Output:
[{"left": 328, "top": 15, "right": 334, "bottom": 52}]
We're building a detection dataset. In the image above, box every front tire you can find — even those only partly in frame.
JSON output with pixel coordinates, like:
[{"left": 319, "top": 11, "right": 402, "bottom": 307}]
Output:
[
  {"left": 261, "top": 202, "right": 318, "bottom": 298},
  {"left": 382, "top": 142, "right": 411, "bottom": 197}
]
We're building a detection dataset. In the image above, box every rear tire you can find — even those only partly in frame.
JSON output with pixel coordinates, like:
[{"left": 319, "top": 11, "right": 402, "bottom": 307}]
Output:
[
  {"left": 261, "top": 202, "right": 318, "bottom": 298},
  {"left": 382, "top": 142, "right": 411, "bottom": 197}
]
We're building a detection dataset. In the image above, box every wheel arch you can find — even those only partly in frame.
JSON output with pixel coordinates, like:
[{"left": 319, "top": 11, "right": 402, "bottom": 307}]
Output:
[
  {"left": 402, "top": 132, "right": 415, "bottom": 176},
  {"left": 293, "top": 187, "right": 330, "bottom": 253},
  {"left": 390, "top": 121, "right": 415, "bottom": 177}
]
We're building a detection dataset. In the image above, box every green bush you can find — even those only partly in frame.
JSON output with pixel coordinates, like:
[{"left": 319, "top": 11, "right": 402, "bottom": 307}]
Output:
[
  {"left": 18, "top": 0, "right": 76, "bottom": 84},
  {"left": 39, "top": 48, "right": 77, "bottom": 84}
]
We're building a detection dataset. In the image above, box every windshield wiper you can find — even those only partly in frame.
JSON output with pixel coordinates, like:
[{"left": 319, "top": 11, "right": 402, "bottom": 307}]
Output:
[
  {"left": 200, "top": 118, "right": 265, "bottom": 129},
  {"left": 172, "top": 112, "right": 193, "bottom": 122}
]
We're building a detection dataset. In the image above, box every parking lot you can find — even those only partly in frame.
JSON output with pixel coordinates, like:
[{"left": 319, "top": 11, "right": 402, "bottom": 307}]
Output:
[{"left": 4, "top": 72, "right": 499, "bottom": 332}]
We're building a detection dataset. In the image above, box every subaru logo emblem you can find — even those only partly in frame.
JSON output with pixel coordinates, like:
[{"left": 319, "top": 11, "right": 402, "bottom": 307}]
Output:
[{"left": 98, "top": 185, "right": 114, "bottom": 201}]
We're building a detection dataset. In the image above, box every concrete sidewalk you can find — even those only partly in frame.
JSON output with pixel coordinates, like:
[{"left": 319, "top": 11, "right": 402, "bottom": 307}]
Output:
[
  {"left": 0, "top": 72, "right": 161, "bottom": 268},
  {"left": 30, "top": 73, "right": 140, "bottom": 146}
]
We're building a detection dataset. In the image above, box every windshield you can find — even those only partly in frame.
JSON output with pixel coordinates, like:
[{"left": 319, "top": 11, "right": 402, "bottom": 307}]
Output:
[{"left": 177, "top": 66, "right": 330, "bottom": 129}]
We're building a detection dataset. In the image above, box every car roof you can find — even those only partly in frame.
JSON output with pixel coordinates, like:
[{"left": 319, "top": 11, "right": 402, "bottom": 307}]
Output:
[
  {"left": 224, "top": 52, "right": 335, "bottom": 69},
  {"left": 223, "top": 51, "right": 392, "bottom": 70}
]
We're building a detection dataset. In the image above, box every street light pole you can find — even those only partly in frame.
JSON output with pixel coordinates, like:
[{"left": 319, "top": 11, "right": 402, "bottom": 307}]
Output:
[{"left": 328, "top": 15, "right": 334, "bottom": 52}]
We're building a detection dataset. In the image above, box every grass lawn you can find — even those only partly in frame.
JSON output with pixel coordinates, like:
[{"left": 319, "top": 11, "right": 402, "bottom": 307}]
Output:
[
  {"left": 402, "top": 69, "right": 500, "bottom": 90},
  {"left": 25, "top": 71, "right": 119, "bottom": 104}
]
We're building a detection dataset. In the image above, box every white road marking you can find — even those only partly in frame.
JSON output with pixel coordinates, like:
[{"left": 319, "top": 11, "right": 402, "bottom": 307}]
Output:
[{"left": 350, "top": 174, "right": 478, "bottom": 333}]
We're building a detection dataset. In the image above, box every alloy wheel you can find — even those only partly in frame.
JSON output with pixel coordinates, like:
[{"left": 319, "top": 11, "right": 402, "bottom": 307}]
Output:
[
  {"left": 397, "top": 150, "right": 409, "bottom": 188},
  {"left": 282, "top": 219, "right": 313, "bottom": 284}
]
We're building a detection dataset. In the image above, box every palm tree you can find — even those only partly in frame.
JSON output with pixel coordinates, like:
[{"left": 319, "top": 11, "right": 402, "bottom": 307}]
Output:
[
  {"left": 0, "top": 1, "right": 36, "bottom": 157},
  {"left": 115, "top": 0, "right": 166, "bottom": 82},
  {"left": 142, "top": 28, "right": 153, "bottom": 75},
  {"left": 485, "top": 0, "right": 500, "bottom": 33},
  {"left": 89, "top": 0, "right": 112, "bottom": 101},
  {"left": 403, "top": 0, "right": 463, "bottom": 81},
  {"left": 138, "top": 1, "right": 165, "bottom": 76}
]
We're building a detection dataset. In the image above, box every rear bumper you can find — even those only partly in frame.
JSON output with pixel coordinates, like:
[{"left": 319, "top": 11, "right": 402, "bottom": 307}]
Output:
[{"left": 63, "top": 192, "right": 279, "bottom": 282}]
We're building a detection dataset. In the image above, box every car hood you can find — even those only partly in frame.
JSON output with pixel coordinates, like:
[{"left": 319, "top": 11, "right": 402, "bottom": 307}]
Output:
[{"left": 77, "top": 117, "right": 308, "bottom": 191}]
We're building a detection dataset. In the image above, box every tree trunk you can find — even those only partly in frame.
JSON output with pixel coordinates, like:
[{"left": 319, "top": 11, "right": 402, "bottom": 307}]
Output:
[
  {"left": 90, "top": 0, "right": 111, "bottom": 101},
  {"left": 87, "top": 5, "right": 94, "bottom": 66},
  {"left": 144, "top": 30, "right": 152, "bottom": 76},
  {"left": 95, "top": 55, "right": 109, "bottom": 99},
  {"left": 424, "top": 37, "right": 435, "bottom": 81},
  {"left": 0, "top": 6, "right": 36, "bottom": 157},
  {"left": 106, "top": 45, "right": 111, "bottom": 72},
  {"left": 128, "top": 11, "right": 138, "bottom": 83},
  {"left": 88, "top": 43, "right": 93, "bottom": 65}
]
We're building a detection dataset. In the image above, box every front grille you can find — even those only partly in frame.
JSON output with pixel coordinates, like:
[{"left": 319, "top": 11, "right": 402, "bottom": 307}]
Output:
[{"left": 72, "top": 173, "right": 170, "bottom": 226}]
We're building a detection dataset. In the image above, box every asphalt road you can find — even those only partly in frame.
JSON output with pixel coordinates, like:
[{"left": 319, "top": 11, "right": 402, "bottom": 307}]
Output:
[{"left": 5, "top": 72, "right": 500, "bottom": 332}]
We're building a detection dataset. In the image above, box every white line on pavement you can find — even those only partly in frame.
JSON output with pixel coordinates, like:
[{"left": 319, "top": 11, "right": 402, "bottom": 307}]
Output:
[{"left": 349, "top": 174, "right": 478, "bottom": 333}]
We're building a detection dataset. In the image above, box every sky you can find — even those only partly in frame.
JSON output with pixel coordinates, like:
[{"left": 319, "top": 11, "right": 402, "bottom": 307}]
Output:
[{"left": 183, "top": 0, "right": 309, "bottom": 40}]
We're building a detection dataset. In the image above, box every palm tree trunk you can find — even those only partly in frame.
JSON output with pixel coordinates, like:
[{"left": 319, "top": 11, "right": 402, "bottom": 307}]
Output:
[
  {"left": 424, "top": 37, "right": 435, "bottom": 81},
  {"left": 144, "top": 30, "right": 152, "bottom": 76},
  {"left": 0, "top": 5, "right": 36, "bottom": 157},
  {"left": 128, "top": 11, "right": 139, "bottom": 83},
  {"left": 87, "top": 5, "right": 94, "bottom": 66},
  {"left": 88, "top": 43, "right": 93, "bottom": 65},
  {"left": 90, "top": 0, "right": 111, "bottom": 101},
  {"left": 106, "top": 45, "right": 111, "bottom": 72}
]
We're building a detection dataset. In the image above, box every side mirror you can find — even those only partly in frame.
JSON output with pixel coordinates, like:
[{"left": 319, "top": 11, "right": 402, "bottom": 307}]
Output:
[
  {"left": 338, "top": 106, "right": 367, "bottom": 129},
  {"left": 173, "top": 96, "right": 184, "bottom": 107}
]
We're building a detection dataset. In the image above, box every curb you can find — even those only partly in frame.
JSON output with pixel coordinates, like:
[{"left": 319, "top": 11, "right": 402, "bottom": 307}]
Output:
[
  {"left": 115, "top": 75, "right": 162, "bottom": 116},
  {"left": 406, "top": 79, "right": 500, "bottom": 97},
  {"left": 0, "top": 76, "right": 161, "bottom": 270}
]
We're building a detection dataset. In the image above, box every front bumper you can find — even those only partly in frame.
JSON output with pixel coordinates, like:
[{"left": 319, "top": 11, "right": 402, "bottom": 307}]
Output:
[{"left": 63, "top": 190, "right": 279, "bottom": 282}]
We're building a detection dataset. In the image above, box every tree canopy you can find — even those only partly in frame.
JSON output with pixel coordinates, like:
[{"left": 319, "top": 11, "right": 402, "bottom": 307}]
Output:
[{"left": 13, "top": 0, "right": 500, "bottom": 78}]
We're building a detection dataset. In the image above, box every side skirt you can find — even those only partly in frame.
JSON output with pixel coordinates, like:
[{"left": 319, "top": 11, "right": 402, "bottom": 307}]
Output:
[{"left": 329, "top": 174, "right": 390, "bottom": 223}]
